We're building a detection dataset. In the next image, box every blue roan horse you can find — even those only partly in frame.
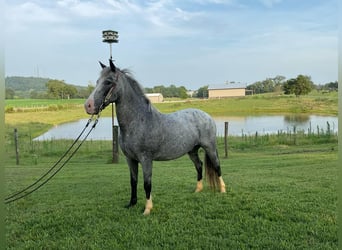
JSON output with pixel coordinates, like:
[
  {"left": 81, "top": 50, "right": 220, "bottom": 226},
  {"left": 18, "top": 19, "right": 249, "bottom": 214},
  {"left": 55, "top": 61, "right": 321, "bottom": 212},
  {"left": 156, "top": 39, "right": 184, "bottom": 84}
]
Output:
[{"left": 85, "top": 60, "right": 226, "bottom": 215}]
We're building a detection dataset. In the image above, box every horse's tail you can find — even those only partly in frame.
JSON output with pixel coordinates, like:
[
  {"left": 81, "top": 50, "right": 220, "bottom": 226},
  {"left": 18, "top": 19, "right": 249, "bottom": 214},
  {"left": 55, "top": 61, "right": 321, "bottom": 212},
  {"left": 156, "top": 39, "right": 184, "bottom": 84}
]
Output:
[{"left": 204, "top": 153, "right": 220, "bottom": 190}]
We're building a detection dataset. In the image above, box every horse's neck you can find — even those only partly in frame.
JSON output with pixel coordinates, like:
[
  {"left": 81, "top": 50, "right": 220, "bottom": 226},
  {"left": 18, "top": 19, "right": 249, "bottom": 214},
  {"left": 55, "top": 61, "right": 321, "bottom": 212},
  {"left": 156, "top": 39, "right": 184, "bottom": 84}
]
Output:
[{"left": 115, "top": 83, "right": 156, "bottom": 132}]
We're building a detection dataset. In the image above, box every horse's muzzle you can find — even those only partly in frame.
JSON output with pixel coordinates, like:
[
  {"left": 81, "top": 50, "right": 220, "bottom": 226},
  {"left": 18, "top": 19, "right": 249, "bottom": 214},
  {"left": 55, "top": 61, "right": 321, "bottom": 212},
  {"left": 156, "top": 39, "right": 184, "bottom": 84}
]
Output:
[{"left": 85, "top": 98, "right": 97, "bottom": 115}]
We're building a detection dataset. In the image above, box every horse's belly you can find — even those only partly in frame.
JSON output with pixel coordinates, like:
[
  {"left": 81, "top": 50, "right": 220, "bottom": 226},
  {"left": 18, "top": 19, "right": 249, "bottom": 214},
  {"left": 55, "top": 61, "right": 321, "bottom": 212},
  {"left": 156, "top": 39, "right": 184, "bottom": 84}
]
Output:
[
  {"left": 119, "top": 134, "right": 191, "bottom": 161},
  {"left": 153, "top": 138, "right": 196, "bottom": 161}
]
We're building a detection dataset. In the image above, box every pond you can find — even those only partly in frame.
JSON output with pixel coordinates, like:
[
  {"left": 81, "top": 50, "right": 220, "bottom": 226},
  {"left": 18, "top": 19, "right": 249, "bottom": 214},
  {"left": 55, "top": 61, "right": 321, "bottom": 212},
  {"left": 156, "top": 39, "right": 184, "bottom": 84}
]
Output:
[{"left": 33, "top": 114, "right": 338, "bottom": 141}]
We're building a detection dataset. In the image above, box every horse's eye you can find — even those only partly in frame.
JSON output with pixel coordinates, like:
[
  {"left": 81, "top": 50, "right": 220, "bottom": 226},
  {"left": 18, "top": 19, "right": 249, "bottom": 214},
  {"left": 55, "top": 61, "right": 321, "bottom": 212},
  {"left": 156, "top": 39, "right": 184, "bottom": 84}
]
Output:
[{"left": 104, "top": 80, "right": 112, "bottom": 85}]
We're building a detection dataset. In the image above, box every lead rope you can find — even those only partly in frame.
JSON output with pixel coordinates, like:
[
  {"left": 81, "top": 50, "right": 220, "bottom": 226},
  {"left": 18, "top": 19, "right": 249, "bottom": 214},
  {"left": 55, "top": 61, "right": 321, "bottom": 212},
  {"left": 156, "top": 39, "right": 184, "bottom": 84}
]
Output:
[{"left": 4, "top": 114, "right": 101, "bottom": 204}]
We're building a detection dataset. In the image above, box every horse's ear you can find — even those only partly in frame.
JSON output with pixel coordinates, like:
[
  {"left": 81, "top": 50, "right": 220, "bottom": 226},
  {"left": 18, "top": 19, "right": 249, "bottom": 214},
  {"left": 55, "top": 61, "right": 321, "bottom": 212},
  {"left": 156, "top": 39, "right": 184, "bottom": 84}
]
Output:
[
  {"left": 109, "top": 59, "right": 116, "bottom": 72},
  {"left": 99, "top": 61, "right": 106, "bottom": 69}
]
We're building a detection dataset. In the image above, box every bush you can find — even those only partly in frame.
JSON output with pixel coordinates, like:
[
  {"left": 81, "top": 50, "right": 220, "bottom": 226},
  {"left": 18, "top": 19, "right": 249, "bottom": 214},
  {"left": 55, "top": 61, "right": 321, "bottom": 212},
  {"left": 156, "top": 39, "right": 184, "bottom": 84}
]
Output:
[
  {"left": 5, "top": 106, "right": 15, "bottom": 113},
  {"left": 47, "top": 105, "right": 59, "bottom": 111}
]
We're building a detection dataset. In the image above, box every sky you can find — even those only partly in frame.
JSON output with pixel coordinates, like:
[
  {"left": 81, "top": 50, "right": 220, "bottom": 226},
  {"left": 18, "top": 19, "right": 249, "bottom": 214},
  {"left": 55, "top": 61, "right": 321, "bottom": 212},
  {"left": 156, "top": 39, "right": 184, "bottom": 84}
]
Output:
[{"left": 3, "top": 0, "right": 338, "bottom": 90}]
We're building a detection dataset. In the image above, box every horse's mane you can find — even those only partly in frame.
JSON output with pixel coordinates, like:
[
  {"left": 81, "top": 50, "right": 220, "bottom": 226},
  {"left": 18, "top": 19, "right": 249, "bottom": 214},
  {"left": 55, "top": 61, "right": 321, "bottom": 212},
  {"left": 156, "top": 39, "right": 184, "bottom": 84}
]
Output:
[{"left": 121, "top": 69, "right": 152, "bottom": 108}]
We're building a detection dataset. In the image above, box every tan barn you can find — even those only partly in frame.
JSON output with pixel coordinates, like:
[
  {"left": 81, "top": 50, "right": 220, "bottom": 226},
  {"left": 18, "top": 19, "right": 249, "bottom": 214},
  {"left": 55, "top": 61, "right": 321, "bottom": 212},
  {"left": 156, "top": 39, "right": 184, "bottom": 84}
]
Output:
[
  {"left": 145, "top": 93, "right": 164, "bottom": 103},
  {"left": 208, "top": 83, "right": 246, "bottom": 98}
]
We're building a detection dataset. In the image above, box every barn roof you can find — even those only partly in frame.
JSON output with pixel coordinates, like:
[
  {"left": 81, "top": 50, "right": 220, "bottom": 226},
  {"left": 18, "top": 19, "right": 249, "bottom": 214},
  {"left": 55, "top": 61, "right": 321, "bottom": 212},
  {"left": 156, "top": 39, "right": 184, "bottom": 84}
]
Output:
[{"left": 208, "top": 83, "right": 247, "bottom": 90}]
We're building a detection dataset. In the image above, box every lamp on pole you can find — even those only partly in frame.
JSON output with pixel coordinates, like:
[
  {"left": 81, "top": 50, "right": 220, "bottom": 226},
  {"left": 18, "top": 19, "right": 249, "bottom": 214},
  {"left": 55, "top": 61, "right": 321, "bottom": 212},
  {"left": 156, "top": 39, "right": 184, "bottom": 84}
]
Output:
[{"left": 102, "top": 30, "right": 119, "bottom": 163}]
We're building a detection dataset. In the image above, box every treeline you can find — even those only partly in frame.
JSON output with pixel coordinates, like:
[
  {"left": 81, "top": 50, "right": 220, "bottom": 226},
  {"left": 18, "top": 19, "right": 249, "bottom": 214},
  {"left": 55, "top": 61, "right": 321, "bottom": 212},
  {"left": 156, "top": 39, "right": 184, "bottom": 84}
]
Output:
[
  {"left": 44, "top": 80, "right": 94, "bottom": 99},
  {"left": 6, "top": 76, "right": 50, "bottom": 99},
  {"left": 144, "top": 85, "right": 188, "bottom": 99},
  {"left": 246, "top": 75, "right": 338, "bottom": 96},
  {"left": 5, "top": 77, "right": 93, "bottom": 99},
  {"left": 149, "top": 76, "right": 337, "bottom": 99},
  {"left": 5, "top": 75, "right": 338, "bottom": 100}
]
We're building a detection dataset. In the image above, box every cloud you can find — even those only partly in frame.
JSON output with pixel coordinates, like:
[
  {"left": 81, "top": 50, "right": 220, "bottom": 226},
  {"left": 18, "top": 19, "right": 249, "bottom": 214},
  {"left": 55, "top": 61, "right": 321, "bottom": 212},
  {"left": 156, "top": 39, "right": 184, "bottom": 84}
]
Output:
[
  {"left": 258, "top": 0, "right": 282, "bottom": 8},
  {"left": 5, "top": 1, "right": 67, "bottom": 31},
  {"left": 3, "top": 0, "right": 337, "bottom": 87},
  {"left": 57, "top": 0, "right": 116, "bottom": 17}
]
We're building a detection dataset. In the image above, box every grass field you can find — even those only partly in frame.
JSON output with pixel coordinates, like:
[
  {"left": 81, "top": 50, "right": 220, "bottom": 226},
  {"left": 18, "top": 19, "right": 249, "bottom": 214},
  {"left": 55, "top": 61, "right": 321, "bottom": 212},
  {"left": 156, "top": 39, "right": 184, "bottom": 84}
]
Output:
[
  {"left": 5, "top": 92, "right": 337, "bottom": 117},
  {"left": 4, "top": 134, "right": 338, "bottom": 249},
  {"left": 4, "top": 93, "right": 338, "bottom": 249}
]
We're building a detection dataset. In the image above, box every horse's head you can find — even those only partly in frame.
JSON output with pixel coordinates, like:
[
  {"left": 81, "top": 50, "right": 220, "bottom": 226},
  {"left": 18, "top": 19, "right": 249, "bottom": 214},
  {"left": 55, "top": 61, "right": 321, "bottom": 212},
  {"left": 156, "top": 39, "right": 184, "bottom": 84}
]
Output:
[{"left": 85, "top": 60, "right": 121, "bottom": 115}]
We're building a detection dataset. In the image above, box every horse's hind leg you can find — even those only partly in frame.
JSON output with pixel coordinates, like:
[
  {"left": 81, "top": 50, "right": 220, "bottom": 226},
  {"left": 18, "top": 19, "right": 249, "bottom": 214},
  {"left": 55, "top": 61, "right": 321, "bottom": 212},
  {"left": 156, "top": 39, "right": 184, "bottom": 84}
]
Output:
[
  {"left": 188, "top": 146, "right": 203, "bottom": 192},
  {"left": 204, "top": 148, "right": 226, "bottom": 193},
  {"left": 141, "top": 158, "right": 153, "bottom": 215}
]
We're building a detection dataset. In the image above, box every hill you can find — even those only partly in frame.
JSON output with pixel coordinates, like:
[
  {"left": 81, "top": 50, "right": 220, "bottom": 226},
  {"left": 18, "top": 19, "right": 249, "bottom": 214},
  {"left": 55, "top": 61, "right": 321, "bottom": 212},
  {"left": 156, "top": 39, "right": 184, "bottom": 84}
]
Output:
[
  {"left": 6, "top": 76, "right": 49, "bottom": 92},
  {"left": 5, "top": 76, "right": 88, "bottom": 98}
]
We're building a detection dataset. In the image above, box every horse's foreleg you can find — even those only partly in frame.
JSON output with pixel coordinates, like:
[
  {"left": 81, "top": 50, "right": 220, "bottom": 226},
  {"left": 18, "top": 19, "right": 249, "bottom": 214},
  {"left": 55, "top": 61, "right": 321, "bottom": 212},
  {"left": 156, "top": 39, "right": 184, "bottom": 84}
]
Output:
[
  {"left": 141, "top": 159, "right": 153, "bottom": 215},
  {"left": 126, "top": 158, "right": 139, "bottom": 208}
]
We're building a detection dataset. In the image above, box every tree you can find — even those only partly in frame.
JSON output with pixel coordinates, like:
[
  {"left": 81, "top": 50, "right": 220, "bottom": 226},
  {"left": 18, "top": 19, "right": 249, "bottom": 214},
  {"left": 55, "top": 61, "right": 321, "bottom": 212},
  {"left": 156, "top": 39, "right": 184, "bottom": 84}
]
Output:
[
  {"left": 5, "top": 88, "right": 15, "bottom": 99},
  {"left": 283, "top": 78, "right": 296, "bottom": 95},
  {"left": 283, "top": 75, "right": 313, "bottom": 97},
  {"left": 273, "top": 75, "right": 286, "bottom": 86},
  {"left": 323, "top": 81, "right": 338, "bottom": 91},
  {"left": 178, "top": 86, "right": 188, "bottom": 99},
  {"left": 46, "top": 80, "right": 77, "bottom": 99},
  {"left": 247, "top": 75, "right": 286, "bottom": 94},
  {"left": 63, "top": 85, "right": 77, "bottom": 99},
  {"left": 196, "top": 86, "right": 208, "bottom": 98},
  {"left": 46, "top": 80, "right": 64, "bottom": 98}
]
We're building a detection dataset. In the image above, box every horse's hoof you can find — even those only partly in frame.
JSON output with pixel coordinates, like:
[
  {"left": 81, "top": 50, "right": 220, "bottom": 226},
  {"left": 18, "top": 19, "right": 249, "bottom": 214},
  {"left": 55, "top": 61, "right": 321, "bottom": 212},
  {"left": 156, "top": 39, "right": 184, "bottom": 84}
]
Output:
[
  {"left": 143, "top": 197, "right": 153, "bottom": 215},
  {"left": 125, "top": 200, "right": 137, "bottom": 208},
  {"left": 195, "top": 180, "right": 203, "bottom": 192},
  {"left": 143, "top": 208, "right": 151, "bottom": 216},
  {"left": 219, "top": 176, "right": 226, "bottom": 193}
]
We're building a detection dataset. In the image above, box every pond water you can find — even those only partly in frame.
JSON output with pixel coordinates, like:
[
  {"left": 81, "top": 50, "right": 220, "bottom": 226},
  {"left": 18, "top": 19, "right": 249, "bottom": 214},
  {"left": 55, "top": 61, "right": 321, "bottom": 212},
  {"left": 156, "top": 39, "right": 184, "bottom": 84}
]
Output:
[{"left": 33, "top": 114, "right": 338, "bottom": 141}]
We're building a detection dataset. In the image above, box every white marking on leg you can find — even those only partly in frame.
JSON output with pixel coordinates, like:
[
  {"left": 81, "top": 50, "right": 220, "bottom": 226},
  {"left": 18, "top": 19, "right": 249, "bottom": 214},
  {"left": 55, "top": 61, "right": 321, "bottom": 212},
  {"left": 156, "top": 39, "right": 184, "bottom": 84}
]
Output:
[
  {"left": 219, "top": 176, "right": 226, "bottom": 193},
  {"left": 195, "top": 180, "right": 203, "bottom": 192},
  {"left": 143, "top": 195, "right": 153, "bottom": 215}
]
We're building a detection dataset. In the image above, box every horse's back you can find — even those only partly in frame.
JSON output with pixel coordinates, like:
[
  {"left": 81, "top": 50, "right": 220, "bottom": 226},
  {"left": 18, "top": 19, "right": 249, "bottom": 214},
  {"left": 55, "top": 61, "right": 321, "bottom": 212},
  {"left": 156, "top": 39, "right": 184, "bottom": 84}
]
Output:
[{"left": 164, "top": 108, "right": 216, "bottom": 134}]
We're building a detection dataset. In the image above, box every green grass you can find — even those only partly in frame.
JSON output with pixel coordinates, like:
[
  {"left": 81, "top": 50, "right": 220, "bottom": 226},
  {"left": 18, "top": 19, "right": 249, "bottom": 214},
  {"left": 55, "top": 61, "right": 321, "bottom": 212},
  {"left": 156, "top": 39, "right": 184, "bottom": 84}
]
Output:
[
  {"left": 4, "top": 136, "right": 337, "bottom": 249},
  {"left": 153, "top": 94, "right": 338, "bottom": 116}
]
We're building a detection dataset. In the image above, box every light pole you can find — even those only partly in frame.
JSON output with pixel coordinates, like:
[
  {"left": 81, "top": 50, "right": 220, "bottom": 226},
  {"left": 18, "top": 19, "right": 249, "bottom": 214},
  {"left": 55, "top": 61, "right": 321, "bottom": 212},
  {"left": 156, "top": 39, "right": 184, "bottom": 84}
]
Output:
[{"left": 102, "top": 30, "right": 119, "bottom": 163}]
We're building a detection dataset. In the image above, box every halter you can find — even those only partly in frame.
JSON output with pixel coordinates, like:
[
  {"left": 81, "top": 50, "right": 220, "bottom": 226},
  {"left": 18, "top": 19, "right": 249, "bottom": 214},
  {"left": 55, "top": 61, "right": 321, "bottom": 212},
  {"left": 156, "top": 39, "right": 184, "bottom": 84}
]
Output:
[{"left": 99, "top": 71, "right": 120, "bottom": 112}]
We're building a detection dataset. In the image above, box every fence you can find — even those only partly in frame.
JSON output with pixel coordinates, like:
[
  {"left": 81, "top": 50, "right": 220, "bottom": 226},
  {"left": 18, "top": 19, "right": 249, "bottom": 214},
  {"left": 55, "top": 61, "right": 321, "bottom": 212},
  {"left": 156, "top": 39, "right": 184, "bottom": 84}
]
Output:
[{"left": 6, "top": 122, "right": 338, "bottom": 166}]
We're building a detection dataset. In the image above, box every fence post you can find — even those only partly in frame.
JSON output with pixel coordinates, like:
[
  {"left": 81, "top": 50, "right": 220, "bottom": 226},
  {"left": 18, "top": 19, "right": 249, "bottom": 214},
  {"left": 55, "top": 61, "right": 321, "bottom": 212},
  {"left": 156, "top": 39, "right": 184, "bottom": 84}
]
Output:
[
  {"left": 112, "top": 125, "right": 119, "bottom": 163},
  {"left": 14, "top": 128, "right": 19, "bottom": 165},
  {"left": 224, "top": 122, "right": 229, "bottom": 158}
]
